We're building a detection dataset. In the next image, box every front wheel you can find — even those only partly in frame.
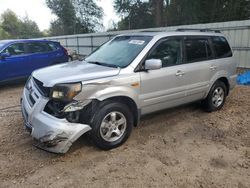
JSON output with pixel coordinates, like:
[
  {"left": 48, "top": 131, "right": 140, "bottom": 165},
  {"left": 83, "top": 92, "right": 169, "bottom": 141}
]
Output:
[
  {"left": 90, "top": 102, "right": 133, "bottom": 150},
  {"left": 202, "top": 81, "right": 227, "bottom": 112}
]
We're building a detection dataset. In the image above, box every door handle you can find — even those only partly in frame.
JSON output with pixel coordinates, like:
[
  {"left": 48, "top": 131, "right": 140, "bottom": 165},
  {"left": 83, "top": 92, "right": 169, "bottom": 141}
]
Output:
[
  {"left": 175, "top": 70, "right": 185, "bottom": 76},
  {"left": 210, "top": 65, "right": 217, "bottom": 70}
]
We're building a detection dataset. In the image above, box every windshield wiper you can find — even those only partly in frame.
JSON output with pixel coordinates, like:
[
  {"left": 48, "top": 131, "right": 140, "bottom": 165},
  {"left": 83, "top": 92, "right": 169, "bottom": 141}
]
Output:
[{"left": 87, "top": 61, "right": 119, "bottom": 68}]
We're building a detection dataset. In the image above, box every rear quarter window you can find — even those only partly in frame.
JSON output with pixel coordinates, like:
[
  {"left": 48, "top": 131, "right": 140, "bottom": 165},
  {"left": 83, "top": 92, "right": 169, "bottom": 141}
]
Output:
[
  {"left": 211, "top": 36, "right": 232, "bottom": 58},
  {"left": 47, "top": 42, "right": 60, "bottom": 51}
]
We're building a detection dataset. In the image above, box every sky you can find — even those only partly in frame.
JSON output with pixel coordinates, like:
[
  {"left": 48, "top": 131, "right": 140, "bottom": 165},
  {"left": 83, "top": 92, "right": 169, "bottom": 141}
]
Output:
[{"left": 0, "top": 0, "right": 119, "bottom": 31}]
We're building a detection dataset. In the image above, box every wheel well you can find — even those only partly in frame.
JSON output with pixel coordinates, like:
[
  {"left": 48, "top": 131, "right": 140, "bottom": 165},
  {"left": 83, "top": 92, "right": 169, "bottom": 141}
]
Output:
[
  {"left": 102, "top": 96, "right": 139, "bottom": 127},
  {"left": 218, "top": 77, "right": 230, "bottom": 95}
]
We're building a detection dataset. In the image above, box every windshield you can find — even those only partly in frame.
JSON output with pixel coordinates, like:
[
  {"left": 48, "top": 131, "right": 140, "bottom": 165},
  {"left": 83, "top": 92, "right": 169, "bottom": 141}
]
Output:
[
  {"left": 0, "top": 43, "right": 6, "bottom": 50},
  {"left": 85, "top": 35, "right": 152, "bottom": 68}
]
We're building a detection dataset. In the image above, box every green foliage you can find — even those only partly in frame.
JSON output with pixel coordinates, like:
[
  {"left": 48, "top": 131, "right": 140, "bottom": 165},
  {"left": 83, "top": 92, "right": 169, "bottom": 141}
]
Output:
[
  {"left": 73, "top": 0, "right": 103, "bottom": 32},
  {"left": 20, "top": 16, "right": 43, "bottom": 38},
  {"left": 114, "top": 0, "right": 250, "bottom": 30},
  {"left": 0, "top": 9, "right": 43, "bottom": 40},
  {"left": 46, "top": 0, "right": 103, "bottom": 36},
  {"left": 46, "top": 0, "right": 76, "bottom": 35},
  {"left": 1, "top": 9, "right": 22, "bottom": 38},
  {"left": 114, "top": 0, "right": 155, "bottom": 30},
  {"left": 165, "top": 0, "right": 250, "bottom": 26},
  {"left": 49, "top": 19, "right": 64, "bottom": 36},
  {"left": 0, "top": 26, "right": 10, "bottom": 39}
]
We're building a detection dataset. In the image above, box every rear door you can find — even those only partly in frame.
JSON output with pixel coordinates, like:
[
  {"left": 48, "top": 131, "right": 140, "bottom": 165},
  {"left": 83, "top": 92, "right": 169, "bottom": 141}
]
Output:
[
  {"left": 139, "top": 37, "right": 188, "bottom": 114},
  {"left": 209, "top": 36, "right": 235, "bottom": 81},
  {"left": 182, "top": 36, "right": 213, "bottom": 101},
  {"left": 25, "top": 42, "right": 53, "bottom": 74},
  {"left": 0, "top": 42, "right": 29, "bottom": 81}
]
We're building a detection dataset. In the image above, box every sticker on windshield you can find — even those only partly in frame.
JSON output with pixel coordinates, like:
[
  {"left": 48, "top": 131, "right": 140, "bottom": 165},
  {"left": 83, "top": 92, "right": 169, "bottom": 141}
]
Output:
[{"left": 129, "top": 40, "right": 145, "bottom": 45}]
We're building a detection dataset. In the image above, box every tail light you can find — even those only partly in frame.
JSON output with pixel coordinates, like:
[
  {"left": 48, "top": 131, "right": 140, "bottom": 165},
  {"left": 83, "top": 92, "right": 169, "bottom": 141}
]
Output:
[{"left": 62, "top": 46, "right": 68, "bottom": 56}]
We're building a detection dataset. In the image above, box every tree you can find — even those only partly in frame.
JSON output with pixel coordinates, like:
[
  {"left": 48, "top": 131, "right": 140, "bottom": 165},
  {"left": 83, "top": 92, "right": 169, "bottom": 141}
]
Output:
[
  {"left": 0, "top": 26, "right": 10, "bottom": 39},
  {"left": 49, "top": 19, "right": 65, "bottom": 36},
  {"left": 151, "top": 0, "right": 164, "bottom": 27},
  {"left": 165, "top": 0, "right": 250, "bottom": 26},
  {"left": 114, "top": 0, "right": 154, "bottom": 30},
  {"left": 73, "top": 0, "right": 103, "bottom": 32},
  {"left": 20, "top": 16, "right": 43, "bottom": 38},
  {"left": 0, "top": 9, "right": 43, "bottom": 39},
  {"left": 46, "top": 0, "right": 77, "bottom": 35},
  {"left": 46, "top": 0, "right": 103, "bottom": 35},
  {"left": 1, "top": 9, "right": 22, "bottom": 38},
  {"left": 114, "top": 0, "right": 250, "bottom": 29}
]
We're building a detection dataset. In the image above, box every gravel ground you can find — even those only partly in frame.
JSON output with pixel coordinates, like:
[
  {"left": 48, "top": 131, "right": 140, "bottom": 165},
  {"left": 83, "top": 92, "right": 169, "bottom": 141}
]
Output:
[{"left": 0, "top": 83, "right": 249, "bottom": 188}]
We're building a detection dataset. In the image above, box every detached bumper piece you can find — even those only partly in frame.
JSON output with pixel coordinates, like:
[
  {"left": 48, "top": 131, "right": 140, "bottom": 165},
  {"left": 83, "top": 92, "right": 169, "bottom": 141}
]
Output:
[
  {"left": 30, "top": 112, "right": 91, "bottom": 153},
  {"left": 21, "top": 78, "right": 91, "bottom": 154}
]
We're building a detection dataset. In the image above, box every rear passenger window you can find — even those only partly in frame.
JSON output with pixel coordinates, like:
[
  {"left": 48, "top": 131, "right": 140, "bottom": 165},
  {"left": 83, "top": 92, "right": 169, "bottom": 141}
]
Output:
[
  {"left": 211, "top": 36, "right": 232, "bottom": 58},
  {"left": 27, "top": 42, "right": 50, "bottom": 54},
  {"left": 185, "top": 38, "right": 212, "bottom": 63}
]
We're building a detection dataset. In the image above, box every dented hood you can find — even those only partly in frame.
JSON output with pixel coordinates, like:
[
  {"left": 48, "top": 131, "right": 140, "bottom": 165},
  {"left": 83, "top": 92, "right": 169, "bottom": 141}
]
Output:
[{"left": 32, "top": 60, "right": 120, "bottom": 87}]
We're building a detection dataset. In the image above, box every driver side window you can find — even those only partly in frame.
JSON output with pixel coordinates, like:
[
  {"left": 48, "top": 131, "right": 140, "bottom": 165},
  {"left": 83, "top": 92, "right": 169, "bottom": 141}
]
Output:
[
  {"left": 147, "top": 38, "right": 182, "bottom": 67},
  {"left": 3, "top": 43, "right": 25, "bottom": 56}
]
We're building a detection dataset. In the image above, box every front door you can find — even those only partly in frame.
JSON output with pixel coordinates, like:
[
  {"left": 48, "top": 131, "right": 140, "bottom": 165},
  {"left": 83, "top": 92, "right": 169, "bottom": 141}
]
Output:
[
  {"left": 0, "top": 42, "right": 28, "bottom": 81},
  {"left": 139, "top": 37, "right": 188, "bottom": 115}
]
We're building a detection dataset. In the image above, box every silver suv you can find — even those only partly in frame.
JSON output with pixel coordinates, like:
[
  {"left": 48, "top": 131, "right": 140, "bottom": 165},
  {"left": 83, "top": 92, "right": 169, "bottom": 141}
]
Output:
[{"left": 21, "top": 30, "right": 237, "bottom": 153}]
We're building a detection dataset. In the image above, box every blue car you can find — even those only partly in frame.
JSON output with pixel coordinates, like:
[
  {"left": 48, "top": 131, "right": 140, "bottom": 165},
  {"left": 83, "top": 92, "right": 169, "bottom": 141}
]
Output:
[{"left": 0, "top": 39, "right": 69, "bottom": 83}]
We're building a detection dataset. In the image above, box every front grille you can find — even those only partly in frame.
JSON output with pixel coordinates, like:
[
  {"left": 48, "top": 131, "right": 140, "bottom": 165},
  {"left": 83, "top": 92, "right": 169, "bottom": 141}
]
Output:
[
  {"left": 33, "top": 77, "right": 51, "bottom": 97},
  {"left": 29, "top": 93, "right": 36, "bottom": 106}
]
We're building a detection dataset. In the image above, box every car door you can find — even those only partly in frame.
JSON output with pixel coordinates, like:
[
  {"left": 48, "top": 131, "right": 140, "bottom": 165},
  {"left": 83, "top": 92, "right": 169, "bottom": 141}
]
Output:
[
  {"left": 0, "top": 42, "right": 29, "bottom": 81},
  {"left": 26, "top": 42, "right": 53, "bottom": 74},
  {"left": 182, "top": 36, "right": 213, "bottom": 101},
  {"left": 139, "top": 37, "right": 188, "bottom": 115},
  {"left": 209, "top": 36, "right": 235, "bottom": 80},
  {"left": 47, "top": 42, "right": 68, "bottom": 64}
]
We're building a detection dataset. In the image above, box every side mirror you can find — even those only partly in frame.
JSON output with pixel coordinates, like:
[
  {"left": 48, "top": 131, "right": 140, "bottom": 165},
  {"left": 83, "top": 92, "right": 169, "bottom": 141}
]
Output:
[
  {"left": 0, "top": 52, "right": 10, "bottom": 60},
  {"left": 145, "top": 59, "right": 162, "bottom": 70}
]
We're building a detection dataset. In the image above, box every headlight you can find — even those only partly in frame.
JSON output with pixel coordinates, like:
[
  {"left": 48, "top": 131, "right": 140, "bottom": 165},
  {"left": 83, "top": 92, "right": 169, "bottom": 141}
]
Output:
[
  {"left": 51, "top": 82, "right": 82, "bottom": 101},
  {"left": 25, "top": 76, "right": 32, "bottom": 89}
]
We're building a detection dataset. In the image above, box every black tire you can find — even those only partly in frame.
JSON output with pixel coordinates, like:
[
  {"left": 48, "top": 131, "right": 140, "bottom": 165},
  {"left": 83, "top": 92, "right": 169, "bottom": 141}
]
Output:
[
  {"left": 90, "top": 101, "right": 133, "bottom": 150},
  {"left": 202, "top": 80, "right": 227, "bottom": 112},
  {"left": 68, "top": 56, "right": 73, "bottom": 62}
]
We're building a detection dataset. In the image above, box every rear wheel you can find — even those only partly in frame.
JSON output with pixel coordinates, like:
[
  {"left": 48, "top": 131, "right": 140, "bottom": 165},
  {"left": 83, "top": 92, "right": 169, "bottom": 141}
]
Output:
[
  {"left": 90, "top": 102, "right": 133, "bottom": 150},
  {"left": 202, "top": 80, "right": 227, "bottom": 112}
]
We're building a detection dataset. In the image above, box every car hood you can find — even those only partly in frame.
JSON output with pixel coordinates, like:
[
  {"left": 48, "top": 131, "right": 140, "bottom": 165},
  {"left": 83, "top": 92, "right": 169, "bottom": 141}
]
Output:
[{"left": 32, "top": 61, "right": 121, "bottom": 87}]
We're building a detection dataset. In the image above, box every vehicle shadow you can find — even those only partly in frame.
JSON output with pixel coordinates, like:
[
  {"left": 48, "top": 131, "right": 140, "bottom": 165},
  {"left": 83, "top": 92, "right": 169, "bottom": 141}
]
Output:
[
  {"left": 67, "top": 101, "right": 204, "bottom": 154},
  {"left": 139, "top": 102, "right": 203, "bottom": 125},
  {"left": 0, "top": 79, "right": 26, "bottom": 90}
]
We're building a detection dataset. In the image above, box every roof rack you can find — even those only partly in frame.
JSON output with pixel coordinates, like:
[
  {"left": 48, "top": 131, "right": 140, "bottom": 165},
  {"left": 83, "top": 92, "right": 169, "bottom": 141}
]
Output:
[
  {"left": 176, "top": 28, "right": 221, "bottom": 33},
  {"left": 139, "top": 30, "right": 164, "bottom": 32}
]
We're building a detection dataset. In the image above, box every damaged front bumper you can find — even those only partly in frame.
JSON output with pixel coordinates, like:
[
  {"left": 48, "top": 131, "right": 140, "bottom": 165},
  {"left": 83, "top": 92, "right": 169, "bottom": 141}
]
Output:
[{"left": 21, "top": 79, "right": 91, "bottom": 154}]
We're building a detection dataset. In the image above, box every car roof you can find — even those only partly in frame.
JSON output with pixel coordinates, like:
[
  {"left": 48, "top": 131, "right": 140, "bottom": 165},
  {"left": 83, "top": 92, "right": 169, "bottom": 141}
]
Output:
[
  {"left": 118, "top": 31, "right": 224, "bottom": 38},
  {"left": 0, "top": 39, "right": 56, "bottom": 45}
]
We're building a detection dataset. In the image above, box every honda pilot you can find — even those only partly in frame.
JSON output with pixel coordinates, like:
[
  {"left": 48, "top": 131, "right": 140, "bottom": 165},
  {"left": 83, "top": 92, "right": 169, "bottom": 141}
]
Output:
[{"left": 21, "top": 30, "right": 237, "bottom": 153}]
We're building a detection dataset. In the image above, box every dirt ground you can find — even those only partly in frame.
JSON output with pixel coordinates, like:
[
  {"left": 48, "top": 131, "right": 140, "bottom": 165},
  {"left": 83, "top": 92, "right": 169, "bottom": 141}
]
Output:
[{"left": 0, "top": 83, "right": 249, "bottom": 188}]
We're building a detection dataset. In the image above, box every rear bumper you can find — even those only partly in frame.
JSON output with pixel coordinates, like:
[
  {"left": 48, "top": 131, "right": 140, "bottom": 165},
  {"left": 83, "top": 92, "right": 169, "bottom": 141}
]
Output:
[
  {"left": 229, "top": 74, "right": 237, "bottom": 90},
  {"left": 21, "top": 78, "right": 91, "bottom": 154}
]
